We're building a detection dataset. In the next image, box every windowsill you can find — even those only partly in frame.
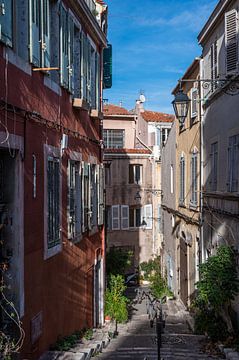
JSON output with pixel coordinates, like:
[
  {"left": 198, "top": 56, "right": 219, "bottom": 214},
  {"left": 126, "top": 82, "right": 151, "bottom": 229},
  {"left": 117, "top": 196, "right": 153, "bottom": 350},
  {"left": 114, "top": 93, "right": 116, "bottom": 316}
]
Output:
[
  {"left": 44, "top": 243, "right": 62, "bottom": 260},
  {"left": 189, "top": 202, "right": 198, "bottom": 210},
  {"left": 179, "top": 203, "right": 186, "bottom": 208},
  {"left": 90, "top": 109, "right": 103, "bottom": 119},
  {"left": 72, "top": 98, "right": 90, "bottom": 110}
]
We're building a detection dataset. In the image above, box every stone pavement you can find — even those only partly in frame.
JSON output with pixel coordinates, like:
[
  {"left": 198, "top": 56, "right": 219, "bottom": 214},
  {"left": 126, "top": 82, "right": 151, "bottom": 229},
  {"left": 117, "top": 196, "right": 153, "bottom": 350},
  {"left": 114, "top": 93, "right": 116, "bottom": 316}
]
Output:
[{"left": 96, "top": 287, "right": 224, "bottom": 360}]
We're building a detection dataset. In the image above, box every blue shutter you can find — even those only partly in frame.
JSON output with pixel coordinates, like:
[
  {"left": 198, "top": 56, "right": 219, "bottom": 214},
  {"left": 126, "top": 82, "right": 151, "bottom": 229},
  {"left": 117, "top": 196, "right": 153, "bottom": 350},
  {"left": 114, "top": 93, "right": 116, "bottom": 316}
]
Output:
[
  {"left": 0, "top": 0, "right": 13, "bottom": 46},
  {"left": 103, "top": 44, "right": 112, "bottom": 89},
  {"left": 82, "top": 32, "right": 87, "bottom": 100},
  {"left": 60, "top": 5, "right": 68, "bottom": 88},
  {"left": 96, "top": 52, "right": 100, "bottom": 110},
  {"left": 68, "top": 16, "right": 74, "bottom": 93},
  {"left": 41, "top": 0, "right": 50, "bottom": 67},
  {"left": 29, "top": 0, "right": 41, "bottom": 66}
]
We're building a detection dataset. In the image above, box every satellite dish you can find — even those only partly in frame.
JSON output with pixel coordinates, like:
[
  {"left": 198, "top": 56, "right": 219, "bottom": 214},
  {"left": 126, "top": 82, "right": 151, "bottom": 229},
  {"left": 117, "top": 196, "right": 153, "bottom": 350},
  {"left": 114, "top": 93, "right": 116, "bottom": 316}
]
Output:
[{"left": 139, "top": 94, "right": 146, "bottom": 103}]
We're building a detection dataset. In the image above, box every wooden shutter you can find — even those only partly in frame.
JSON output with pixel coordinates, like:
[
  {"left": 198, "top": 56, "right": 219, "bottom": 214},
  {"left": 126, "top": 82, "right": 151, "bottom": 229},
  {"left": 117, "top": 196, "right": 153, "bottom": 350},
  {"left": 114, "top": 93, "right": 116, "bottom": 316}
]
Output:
[
  {"left": 68, "top": 16, "right": 74, "bottom": 93},
  {"left": 225, "top": 10, "right": 238, "bottom": 74},
  {"left": 103, "top": 44, "right": 112, "bottom": 89},
  {"left": 29, "top": 0, "right": 41, "bottom": 66},
  {"left": 81, "top": 162, "right": 85, "bottom": 231},
  {"left": 41, "top": 0, "right": 50, "bottom": 67},
  {"left": 98, "top": 165, "right": 104, "bottom": 226},
  {"left": 60, "top": 5, "right": 68, "bottom": 88},
  {"left": 144, "top": 204, "right": 152, "bottom": 230},
  {"left": 75, "top": 163, "right": 82, "bottom": 237},
  {"left": 73, "top": 26, "right": 81, "bottom": 98},
  {"left": 81, "top": 32, "right": 87, "bottom": 99},
  {"left": 228, "top": 135, "right": 239, "bottom": 192},
  {"left": 67, "top": 161, "right": 76, "bottom": 239},
  {"left": 112, "top": 205, "right": 120, "bottom": 230},
  {"left": 180, "top": 156, "right": 185, "bottom": 204},
  {"left": 96, "top": 52, "right": 100, "bottom": 110},
  {"left": 47, "top": 157, "right": 60, "bottom": 248},
  {"left": 0, "top": 0, "right": 13, "bottom": 46},
  {"left": 91, "top": 48, "right": 96, "bottom": 109},
  {"left": 121, "top": 205, "right": 129, "bottom": 230}
]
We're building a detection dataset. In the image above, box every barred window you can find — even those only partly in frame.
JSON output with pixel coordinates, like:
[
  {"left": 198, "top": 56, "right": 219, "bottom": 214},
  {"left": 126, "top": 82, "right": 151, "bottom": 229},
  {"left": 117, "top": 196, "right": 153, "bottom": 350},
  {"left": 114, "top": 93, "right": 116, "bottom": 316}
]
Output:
[
  {"left": 47, "top": 157, "right": 60, "bottom": 249},
  {"left": 103, "top": 129, "right": 125, "bottom": 148}
]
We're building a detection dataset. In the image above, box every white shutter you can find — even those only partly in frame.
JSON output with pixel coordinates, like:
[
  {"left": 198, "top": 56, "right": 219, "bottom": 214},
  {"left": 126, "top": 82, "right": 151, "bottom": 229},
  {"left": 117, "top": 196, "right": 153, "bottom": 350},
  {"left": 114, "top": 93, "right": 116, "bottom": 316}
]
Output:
[
  {"left": 190, "top": 88, "right": 197, "bottom": 118},
  {"left": 121, "top": 205, "right": 129, "bottom": 230},
  {"left": 225, "top": 9, "right": 238, "bottom": 74},
  {"left": 144, "top": 204, "right": 152, "bottom": 230},
  {"left": 112, "top": 205, "right": 120, "bottom": 230}
]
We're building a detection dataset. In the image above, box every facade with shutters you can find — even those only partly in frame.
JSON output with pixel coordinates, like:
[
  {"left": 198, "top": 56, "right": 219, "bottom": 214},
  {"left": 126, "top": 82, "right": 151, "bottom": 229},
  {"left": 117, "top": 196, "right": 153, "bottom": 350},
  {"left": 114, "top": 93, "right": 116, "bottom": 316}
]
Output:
[
  {"left": 0, "top": 0, "right": 108, "bottom": 358},
  {"left": 103, "top": 102, "right": 173, "bottom": 271},
  {"left": 198, "top": 0, "right": 239, "bottom": 318}
]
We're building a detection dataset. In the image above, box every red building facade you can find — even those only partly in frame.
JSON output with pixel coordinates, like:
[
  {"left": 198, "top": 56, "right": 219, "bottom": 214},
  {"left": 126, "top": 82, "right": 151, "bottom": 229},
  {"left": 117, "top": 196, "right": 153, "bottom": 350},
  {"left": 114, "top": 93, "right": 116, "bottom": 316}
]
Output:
[{"left": 0, "top": 0, "right": 108, "bottom": 358}]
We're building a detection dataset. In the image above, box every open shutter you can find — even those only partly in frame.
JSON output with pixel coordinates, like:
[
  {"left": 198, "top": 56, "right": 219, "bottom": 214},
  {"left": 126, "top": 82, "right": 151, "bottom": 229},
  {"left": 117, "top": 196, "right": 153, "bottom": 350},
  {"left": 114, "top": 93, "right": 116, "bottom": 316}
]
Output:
[
  {"left": 60, "top": 5, "right": 68, "bottom": 88},
  {"left": 96, "top": 52, "right": 100, "bottom": 110},
  {"left": 225, "top": 10, "right": 238, "bottom": 74},
  {"left": 81, "top": 162, "right": 85, "bottom": 231},
  {"left": 98, "top": 165, "right": 104, "bottom": 225},
  {"left": 41, "top": 0, "right": 50, "bottom": 67},
  {"left": 81, "top": 32, "right": 87, "bottom": 99},
  {"left": 103, "top": 44, "right": 112, "bottom": 89},
  {"left": 112, "top": 205, "right": 120, "bottom": 230},
  {"left": 190, "top": 88, "right": 197, "bottom": 117},
  {"left": 75, "top": 163, "right": 82, "bottom": 237},
  {"left": 121, "top": 205, "right": 129, "bottom": 230},
  {"left": 144, "top": 204, "right": 152, "bottom": 230},
  {"left": 87, "top": 39, "right": 91, "bottom": 103},
  {"left": 91, "top": 48, "right": 96, "bottom": 109},
  {"left": 0, "top": 0, "right": 13, "bottom": 46},
  {"left": 68, "top": 16, "right": 74, "bottom": 93},
  {"left": 29, "top": 0, "right": 41, "bottom": 66}
]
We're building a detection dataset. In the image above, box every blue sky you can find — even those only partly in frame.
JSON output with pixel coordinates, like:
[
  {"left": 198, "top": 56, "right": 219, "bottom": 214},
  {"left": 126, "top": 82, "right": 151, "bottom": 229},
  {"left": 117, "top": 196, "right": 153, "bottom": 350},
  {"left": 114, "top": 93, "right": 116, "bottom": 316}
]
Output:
[{"left": 103, "top": 0, "right": 218, "bottom": 114}]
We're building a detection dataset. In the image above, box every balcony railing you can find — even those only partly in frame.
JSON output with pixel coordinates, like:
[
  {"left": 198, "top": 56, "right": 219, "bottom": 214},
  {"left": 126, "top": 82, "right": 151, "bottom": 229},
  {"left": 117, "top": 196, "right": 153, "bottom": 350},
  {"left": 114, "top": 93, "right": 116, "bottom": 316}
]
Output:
[{"left": 84, "top": 0, "right": 96, "bottom": 14}]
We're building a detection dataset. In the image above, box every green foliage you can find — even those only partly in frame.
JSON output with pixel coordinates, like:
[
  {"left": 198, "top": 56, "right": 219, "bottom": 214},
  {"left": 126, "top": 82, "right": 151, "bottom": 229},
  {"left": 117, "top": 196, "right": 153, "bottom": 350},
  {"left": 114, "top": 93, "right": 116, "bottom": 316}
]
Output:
[
  {"left": 83, "top": 328, "right": 93, "bottom": 340},
  {"left": 106, "top": 247, "right": 133, "bottom": 277},
  {"left": 105, "top": 275, "right": 129, "bottom": 323},
  {"left": 140, "top": 256, "right": 161, "bottom": 280},
  {"left": 195, "top": 246, "right": 239, "bottom": 310},
  {"left": 52, "top": 329, "right": 93, "bottom": 351},
  {"left": 150, "top": 272, "right": 173, "bottom": 299},
  {"left": 193, "top": 245, "right": 239, "bottom": 341}
]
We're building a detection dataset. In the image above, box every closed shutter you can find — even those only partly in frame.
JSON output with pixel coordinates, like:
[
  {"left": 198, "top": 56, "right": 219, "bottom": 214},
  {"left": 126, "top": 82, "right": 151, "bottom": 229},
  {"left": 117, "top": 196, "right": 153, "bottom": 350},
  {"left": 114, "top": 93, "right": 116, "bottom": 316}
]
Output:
[
  {"left": 98, "top": 165, "right": 104, "bottom": 225},
  {"left": 87, "top": 163, "right": 91, "bottom": 230},
  {"left": 129, "top": 165, "right": 134, "bottom": 184},
  {"left": 0, "top": 0, "right": 13, "bottom": 46},
  {"left": 103, "top": 44, "right": 112, "bottom": 89},
  {"left": 180, "top": 156, "right": 185, "bottom": 204},
  {"left": 60, "top": 5, "right": 68, "bottom": 88},
  {"left": 225, "top": 10, "right": 238, "bottom": 74},
  {"left": 68, "top": 16, "right": 74, "bottom": 93},
  {"left": 121, "top": 205, "right": 129, "bottom": 230},
  {"left": 41, "top": 0, "right": 50, "bottom": 67},
  {"left": 191, "top": 153, "right": 198, "bottom": 204},
  {"left": 68, "top": 161, "right": 76, "bottom": 239},
  {"left": 87, "top": 39, "right": 91, "bottom": 103},
  {"left": 91, "top": 48, "right": 96, "bottom": 109},
  {"left": 96, "top": 52, "right": 100, "bottom": 110},
  {"left": 112, "top": 205, "right": 120, "bottom": 230},
  {"left": 47, "top": 157, "right": 60, "bottom": 248},
  {"left": 228, "top": 135, "right": 239, "bottom": 192},
  {"left": 144, "top": 204, "right": 152, "bottom": 230},
  {"left": 29, "top": 0, "right": 41, "bottom": 66},
  {"left": 190, "top": 88, "right": 197, "bottom": 117},
  {"left": 81, "top": 162, "right": 85, "bottom": 231},
  {"left": 210, "top": 41, "right": 218, "bottom": 91},
  {"left": 73, "top": 26, "right": 81, "bottom": 98},
  {"left": 81, "top": 32, "right": 87, "bottom": 100},
  {"left": 75, "top": 163, "right": 82, "bottom": 236}
]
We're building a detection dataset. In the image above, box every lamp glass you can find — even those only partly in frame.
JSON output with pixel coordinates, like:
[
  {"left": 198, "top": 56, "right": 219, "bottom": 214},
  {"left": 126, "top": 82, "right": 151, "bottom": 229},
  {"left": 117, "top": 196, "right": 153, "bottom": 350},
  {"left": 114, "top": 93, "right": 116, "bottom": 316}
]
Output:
[{"left": 172, "top": 89, "right": 190, "bottom": 125}]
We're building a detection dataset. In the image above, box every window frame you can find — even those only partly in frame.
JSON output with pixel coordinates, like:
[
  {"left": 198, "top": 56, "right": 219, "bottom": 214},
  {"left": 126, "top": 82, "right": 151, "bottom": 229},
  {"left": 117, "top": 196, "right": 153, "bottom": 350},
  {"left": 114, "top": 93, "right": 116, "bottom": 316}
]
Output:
[
  {"left": 129, "top": 164, "right": 143, "bottom": 185},
  {"left": 44, "top": 145, "right": 62, "bottom": 260},
  {"left": 103, "top": 129, "right": 125, "bottom": 149},
  {"left": 179, "top": 155, "right": 185, "bottom": 206}
]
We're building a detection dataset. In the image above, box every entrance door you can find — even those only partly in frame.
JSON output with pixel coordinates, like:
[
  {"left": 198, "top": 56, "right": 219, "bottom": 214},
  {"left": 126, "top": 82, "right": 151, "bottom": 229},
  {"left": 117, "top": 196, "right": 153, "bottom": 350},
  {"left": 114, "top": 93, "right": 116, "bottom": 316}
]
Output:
[{"left": 179, "top": 236, "right": 188, "bottom": 307}]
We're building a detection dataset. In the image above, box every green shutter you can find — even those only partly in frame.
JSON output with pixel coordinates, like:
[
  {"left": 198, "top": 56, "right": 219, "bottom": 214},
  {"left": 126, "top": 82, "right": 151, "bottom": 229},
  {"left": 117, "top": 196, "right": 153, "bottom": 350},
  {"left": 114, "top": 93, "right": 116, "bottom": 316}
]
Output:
[
  {"left": 0, "top": 0, "right": 13, "bottom": 46},
  {"left": 29, "top": 0, "right": 41, "bottom": 66},
  {"left": 103, "top": 44, "right": 112, "bottom": 89},
  {"left": 68, "top": 16, "right": 74, "bottom": 93}
]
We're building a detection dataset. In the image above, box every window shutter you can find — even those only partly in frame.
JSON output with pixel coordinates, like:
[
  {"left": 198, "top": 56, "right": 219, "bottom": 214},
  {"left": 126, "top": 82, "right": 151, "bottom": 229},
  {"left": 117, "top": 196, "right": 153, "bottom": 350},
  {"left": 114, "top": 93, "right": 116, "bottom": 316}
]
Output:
[
  {"left": 81, "top": 162, "right": 85, "bottom": 231},
  {"left": 68, "top": 16, "right": 74, "bottom": 93},
  {"left": 47, "top": 157, "right": 60, "bottom": 248},
  {"left": 0, "top": 0, "right": 13, "bottom": 46},
  {"left": 228, "top": 135, "right": 239, "bottom": 192},
  {"left": 190, "top": 88, "right": 197, "bottom": 118},
  {"left": 225, "top": 10, "right": 238, "bottom": 74},
  {"left": 91, "top": 48, "right": 96, "bottom": 109},
  {"left": 75, "top": 163, "right": 82, "bottom": 236},
  {"left": 29, "top": 0, "right": 41, "bottom": 66},
  {"left": 180, "top": 156, "right": 185, "bottom": 204},
  {"left": 135, "top": 165, "right": 141, "bottom": 184},
  {"left": 112, "top": 205, "right": 120, "bottom": 230},
  {"left": 73, "top": 27, "right": 81, "bottom": 98},
  {"left": 96, "top": 52, "right": 100, "bottom": 110},
  {"left": 68, "top": 161, "right": 76, "bottom": 239},
  {"left": 87, "top": 164, "right": 92, "bottom": 230},
  {"left": 103, "top": 44, "right": 112, "bottom": 89},
  {"left": 136, "top": 208, "right": 141, "bottom": 227},
  {"left": 129, "top": 165, "right": 134, "bottom": 184},
  {"left": 145, "top": 204, "right": 152, "bottom": 230},
  {"left": 60, "top": 5, "right": 68, "bottom": 88},
  {"left": 191, "top": 156, "right": 195, "bottom": 203},
  {"left": 81, "top": 32, "right": 87, "bottom": 100},
  {"left": 121, "top": 205, "right": 129, "bottom": 230},
  {"left": 41, "top": 0, "right": 50, "bottom": 67},
  {"left": 98, "top": 165, "right": 104, "bottom": 226},
  {"left": 87, "top": 39, "right": 91, "bottom": 103}
]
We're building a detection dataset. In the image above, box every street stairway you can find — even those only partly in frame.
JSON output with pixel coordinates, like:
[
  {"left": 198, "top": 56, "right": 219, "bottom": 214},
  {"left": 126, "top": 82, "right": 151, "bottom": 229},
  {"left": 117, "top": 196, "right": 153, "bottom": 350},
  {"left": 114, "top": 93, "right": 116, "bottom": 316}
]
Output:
[{"left": 96, "top": 287, "right": 223, "bottom": 360}]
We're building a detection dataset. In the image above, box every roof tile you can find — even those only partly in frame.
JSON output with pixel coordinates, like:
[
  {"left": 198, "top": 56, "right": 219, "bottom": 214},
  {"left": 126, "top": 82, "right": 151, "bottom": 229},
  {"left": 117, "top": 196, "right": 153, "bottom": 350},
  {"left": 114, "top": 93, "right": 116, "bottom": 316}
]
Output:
[
  {"left": 142, "top": 110, "right": 174, "bottom": 123},
  {"left": 103, "top": 104, "right": 131, "bottom": 116}
]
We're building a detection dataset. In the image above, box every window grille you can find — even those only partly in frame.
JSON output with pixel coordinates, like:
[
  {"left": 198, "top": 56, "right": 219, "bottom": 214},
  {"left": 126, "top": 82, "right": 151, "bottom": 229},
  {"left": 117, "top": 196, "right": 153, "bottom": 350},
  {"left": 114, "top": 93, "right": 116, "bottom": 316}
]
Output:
[
  {"left": 103, "top": 129, "right": 125, "bottom": 149},
  {"left": 47, "top": 157, "right": 60, "bottom": 249}
]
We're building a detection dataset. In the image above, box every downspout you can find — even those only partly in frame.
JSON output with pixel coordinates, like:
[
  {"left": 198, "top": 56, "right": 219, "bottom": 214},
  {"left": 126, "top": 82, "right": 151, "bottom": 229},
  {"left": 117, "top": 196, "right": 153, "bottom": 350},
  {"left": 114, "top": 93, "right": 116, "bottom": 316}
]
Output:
[{"left": 199, "top": 58, "right": 205, "bottom": 264}]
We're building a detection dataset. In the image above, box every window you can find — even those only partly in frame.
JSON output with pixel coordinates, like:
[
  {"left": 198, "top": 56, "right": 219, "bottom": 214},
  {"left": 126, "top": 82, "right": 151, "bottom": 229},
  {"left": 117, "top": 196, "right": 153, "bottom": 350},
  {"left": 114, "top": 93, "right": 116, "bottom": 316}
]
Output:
[
  {"left": 225, "top": 9, "right": 238, "bottom": 75},
  {"left": 210, "top": 142, "right": 218, "bottom": 191},
  {"left": 190, "top": 88, "right": 198, "bottom": 119},
  {"left": 210, "top": 41, "right": 218, "bottom": 92},
  {"left": 47, "top": 157, "right": 60, "bottom": 249},
  {"left": 190, "top": 151, "right": 198, "bottom": 206},
  {"left": 129, "top": 207, "right": 141, "bottom": 228},
  {"left": 162, "top": 128, "right": 170, "bottom": 145},
  {"left": 170, "top": 165, "right": 174, "bottom": 194},
  {"left": 227, "top": 134, "right": 239, "bottom": 192},
  {"left": 179, "top": 155, "right": 185, "bottom": 205},
  {"left": 60, "top": 4, "right": 73, "bottom": 90},
  {"left": 121, "top": 205, "right": 129, "bottom": 230},
  {"left": 29, "top": 0, "right": 50, "bottom": 67},
  {"left": 129, "top": 164, "right": 142, "bottom": 184},
  {"left": 103, "top": 129, "right": 125, "bottom": 149},
  {"left": 105, "top": 164, "right": 111, "bottom": 186},
  {"left": 68, "top": 161, "right": 82, "bottom": 241},
  {"left": 112, "top": 205, "right": 120, "bottom": 230},
  {"left": 0, "top": 0, "right": 13, "bottom": 46}
]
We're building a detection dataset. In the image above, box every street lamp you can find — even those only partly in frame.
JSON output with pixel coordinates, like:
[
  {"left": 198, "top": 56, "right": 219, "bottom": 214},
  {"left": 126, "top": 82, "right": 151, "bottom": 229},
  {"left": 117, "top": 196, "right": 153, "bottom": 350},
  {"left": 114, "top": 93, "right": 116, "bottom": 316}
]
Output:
[{"left": 172, "top": 88, "right": 190, "bottom": 125}]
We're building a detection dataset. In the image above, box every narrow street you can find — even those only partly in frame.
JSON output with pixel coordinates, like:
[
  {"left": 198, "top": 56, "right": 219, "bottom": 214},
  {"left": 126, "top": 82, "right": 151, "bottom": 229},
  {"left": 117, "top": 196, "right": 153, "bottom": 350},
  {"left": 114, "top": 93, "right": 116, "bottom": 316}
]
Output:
[{"left": 97, "top": 287, "right": 222, "bottom": 360}]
